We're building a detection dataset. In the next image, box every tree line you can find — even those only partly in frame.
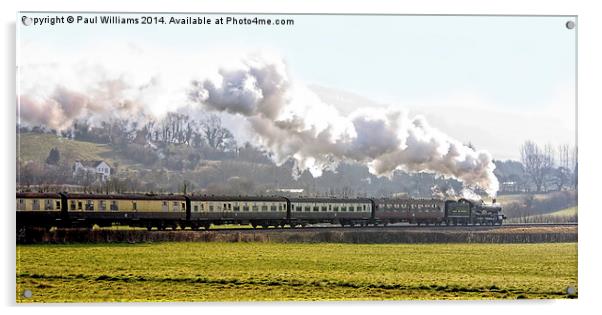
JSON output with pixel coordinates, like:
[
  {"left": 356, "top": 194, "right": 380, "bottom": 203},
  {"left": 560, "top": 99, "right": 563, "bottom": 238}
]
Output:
[{"left": 494, "top": 141, "right": 577, "bottom": 193}]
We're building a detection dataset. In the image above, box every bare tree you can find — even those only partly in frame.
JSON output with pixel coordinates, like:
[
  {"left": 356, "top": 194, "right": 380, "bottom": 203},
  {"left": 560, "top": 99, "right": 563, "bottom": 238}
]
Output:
[
  {"left": 558, "top": 144, "right": 570, "bottom": 170},
  {"left": 520, "top": 141, "right": 552, "bottom": 192},
  {"left": 571, "top": 146, "right": 578, "bottom": 190},
  {"left": 200, "top": 114, "right": 236, "bottom": 151},
  {"left": 542, "top": 144, "right": 556, "bottom": 191}
]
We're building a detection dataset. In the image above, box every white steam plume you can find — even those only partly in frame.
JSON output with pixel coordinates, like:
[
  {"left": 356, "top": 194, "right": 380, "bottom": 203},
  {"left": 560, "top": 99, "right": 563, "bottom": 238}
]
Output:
[
  {"left": 18, "top": 79, "right": 153, "bottom": 131},
  {"left": 189, "top": 55, "right": 500, "bottom": 196}
]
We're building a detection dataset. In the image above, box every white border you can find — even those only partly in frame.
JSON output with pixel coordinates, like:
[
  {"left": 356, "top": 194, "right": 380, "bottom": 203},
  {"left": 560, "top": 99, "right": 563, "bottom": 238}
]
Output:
[{"left": 3, "top": 1, "right": 600, "bottom": 314}]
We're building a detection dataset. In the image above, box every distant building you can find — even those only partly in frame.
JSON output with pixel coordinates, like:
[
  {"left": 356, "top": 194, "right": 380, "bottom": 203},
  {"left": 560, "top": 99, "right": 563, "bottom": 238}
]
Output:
[
  {"left": 266, "top": 188, "right": 305, "bottom": 195},
  {"left": 501, "top": 181, "right": 520, "bottom": 193},
  {"left": 73, "top": 160, "right": 112, "bottom": 181}
]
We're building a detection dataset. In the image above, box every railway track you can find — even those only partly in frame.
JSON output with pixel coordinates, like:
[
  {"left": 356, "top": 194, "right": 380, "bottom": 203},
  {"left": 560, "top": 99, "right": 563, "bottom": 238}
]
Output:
[
  {"left": 136, "top": 222, "right": 577, "bottom": 233},
  {"left": 33, "top": 222, "right": 575, "bottom": 233}
]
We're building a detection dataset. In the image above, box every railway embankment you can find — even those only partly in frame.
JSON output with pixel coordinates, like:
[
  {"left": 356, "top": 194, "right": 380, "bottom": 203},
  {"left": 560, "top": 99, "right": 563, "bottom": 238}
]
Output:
[{"left": 17, "top": 225, "right": 577, "bottom": 244}]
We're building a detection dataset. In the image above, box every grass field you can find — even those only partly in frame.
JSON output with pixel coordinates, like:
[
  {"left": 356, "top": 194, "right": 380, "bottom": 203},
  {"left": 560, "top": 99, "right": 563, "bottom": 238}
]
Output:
[
  {"left": 546, "top": 206, "right": 578, "bottom": 217},
  {"left": 506, "top": 206, "right": 578, "bottom": 223},
  {"left": 18, "top": 133, "right": 112, "bottom": 164},
  {"left": 16, "top": 242, "right": 577, "bottom": 302},
  {"left": 17, "top": 132, "right": 137, "bottom": 170}
]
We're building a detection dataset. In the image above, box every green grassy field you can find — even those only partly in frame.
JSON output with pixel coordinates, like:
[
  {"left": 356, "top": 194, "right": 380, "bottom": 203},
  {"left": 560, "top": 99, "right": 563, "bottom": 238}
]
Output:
[
  {"left": 18, "top": 133, "right": 112, "bottom": 163},
  {"left": 546, "top": 206, "right": 578, "bottom": 217},
  {"left": 16, "top": 242, "right": 577, "bottom": 302},
  {"left": 506, "top": 206, "right": 578, "bottom": 223},
  {"left": 17, "top": 132, "right": 138, "bottom": 170}
]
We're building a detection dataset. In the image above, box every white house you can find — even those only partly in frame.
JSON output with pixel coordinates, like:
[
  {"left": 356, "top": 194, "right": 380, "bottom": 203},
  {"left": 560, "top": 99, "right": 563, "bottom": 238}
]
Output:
[{"left": 73, "top": 160, "right": 112, "bottom": 181}]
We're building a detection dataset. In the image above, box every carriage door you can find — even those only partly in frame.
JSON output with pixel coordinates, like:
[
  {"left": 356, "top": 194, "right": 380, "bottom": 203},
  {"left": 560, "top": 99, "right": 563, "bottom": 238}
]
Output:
[
  {"left": 162, "top": 201, "right": 168, "bottom": 212},
  {"left": 222, "top": 201, "right": 233, "bottom": 219}
]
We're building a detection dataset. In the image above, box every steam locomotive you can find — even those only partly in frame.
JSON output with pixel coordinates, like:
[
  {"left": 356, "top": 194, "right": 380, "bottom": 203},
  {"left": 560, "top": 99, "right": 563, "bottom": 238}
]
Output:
[{"left": 16, "top": 192, "right": 505, "bottom": 230}]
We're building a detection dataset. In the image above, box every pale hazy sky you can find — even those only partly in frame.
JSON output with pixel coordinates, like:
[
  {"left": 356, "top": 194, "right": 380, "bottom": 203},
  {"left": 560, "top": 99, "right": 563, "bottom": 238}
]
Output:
[{"left": 18, "top": 13, "right": 576, "bottom": 160}]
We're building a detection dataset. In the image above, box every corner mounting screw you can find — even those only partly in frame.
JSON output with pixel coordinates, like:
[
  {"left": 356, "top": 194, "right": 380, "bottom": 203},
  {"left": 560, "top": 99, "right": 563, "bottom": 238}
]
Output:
[
  {"left": 23, "top": 289, "right": 32, "bottom": 298},
  {"left": 566, "top": 21, "right": 575, "bottom": 29}
]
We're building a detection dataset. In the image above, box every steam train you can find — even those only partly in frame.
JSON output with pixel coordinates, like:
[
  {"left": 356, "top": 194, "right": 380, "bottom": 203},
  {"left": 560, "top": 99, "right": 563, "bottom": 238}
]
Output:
[{"left": 16, "top": 192, "right": 505, "bottom": 230}]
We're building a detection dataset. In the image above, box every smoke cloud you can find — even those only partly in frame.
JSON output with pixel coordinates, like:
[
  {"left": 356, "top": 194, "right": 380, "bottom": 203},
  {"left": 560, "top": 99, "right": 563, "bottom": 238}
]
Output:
[
  {"left": 17, "top": 49, "right": 500, "bottom": 196},
  {"left": 18, "top": 78, "right": 155, "bottom": 131},
  {"left": 189, "top": 55, "right": 500, "bottom": 196}
]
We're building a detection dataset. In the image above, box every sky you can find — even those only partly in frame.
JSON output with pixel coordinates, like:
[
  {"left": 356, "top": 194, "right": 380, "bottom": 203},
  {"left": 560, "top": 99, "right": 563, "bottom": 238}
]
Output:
[{"left": 17, "top": 13, "right": 576, "bottom": 161}]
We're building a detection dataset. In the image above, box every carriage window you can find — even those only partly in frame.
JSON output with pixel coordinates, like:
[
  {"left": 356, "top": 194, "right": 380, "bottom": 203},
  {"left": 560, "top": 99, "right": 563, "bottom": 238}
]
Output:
[
  {"left": 252, "top": 205, "right": 258, "bottom": 211},
  {"left": 329, "top": 205, "right": 332, "bottom": 211},
  {"left": 243, "top": 205, "right": 249, "bottom": 211},
  {"left": 209, "top": 205, "right": 214, "bottom": 211},
  {"left": 279, "top": 204, "right": 283, "bottom": 211},
  {"left": 200, "top": 204, "right": 204, "bottom": 211},
  {"left": 341, "top": 206, "right": 347, "bottom": 212},
  {"left": 233, "top": 205, "right": 240, "bottom": 211},
  {"left": 321, "top": 206, "right": 327, "bottom": 212},
  {"left": 99, "top": 200, "right": 106, "bottom": 211},
  {"left": 194, "top": 205, "right": 199, "bottom": 212},
  {"left": 271, "top": 205, "right": 277, "bottom": 211},
  {"left": 55, "top": 200, "right": 61, "bottom": 210},
  {"left": 77, "top": 201, "right": 83, "bottom": 210},
  {"left": 349, "top": 206, "right": 354, "bottom": 212},
  {"left": 228, "top": 203, "right": 232, "bottom": 210},
  {"left": 132, "top": 201, "right": 137, "bottom": 211},
  {"left": 110, "top": 201, "right": 118, "bottom": 211},
  {"left": 333, "top": 206, "right": 339, "bottom": 212},
  {"left": 313, "top": 206, "right": 319, "bottom": 212},
  {"left": 32, "top": 199, "right": 40, "bottom": 210},
  {"left": 363, "top": 205, "right": 366, "bottom": 211},
  {"left": 86, "top": 200, "right": 94, "bottom": 211},
  {"left": 182, "top": 202, "right": 186, "bottom": 211},
  {"left": 262, "top": 205, "right": 268, "bottom": 211},
  {"left": 304, "top": 206, "right": 310, "bottom": 212}
]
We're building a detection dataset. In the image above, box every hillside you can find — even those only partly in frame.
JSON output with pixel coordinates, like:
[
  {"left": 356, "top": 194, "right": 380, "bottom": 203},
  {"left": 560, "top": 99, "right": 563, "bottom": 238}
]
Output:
[
  {"left": 506, "top": 206, "right": 578, "bottom": 223},
  {"left": 17, "top": 133, "right": 134, "bottom": 170}
]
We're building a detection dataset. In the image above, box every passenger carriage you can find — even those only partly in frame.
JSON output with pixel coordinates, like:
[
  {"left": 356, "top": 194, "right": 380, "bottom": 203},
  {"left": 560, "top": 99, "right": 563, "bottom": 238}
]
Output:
[
  {"left": 375, "top": 198, "right": 445, "bottom": 225},
  {"left": 64, "top": 193, "right": 187, "bottom": 229},
  {"left": 188, "top": 195, "right": 288, "bottom": 229},
  {"left": 16, "top": 192, "right": 66, "bottom": 228},
  {"left": 288, "top": 197, "right": 373, "bottom": 227}
]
